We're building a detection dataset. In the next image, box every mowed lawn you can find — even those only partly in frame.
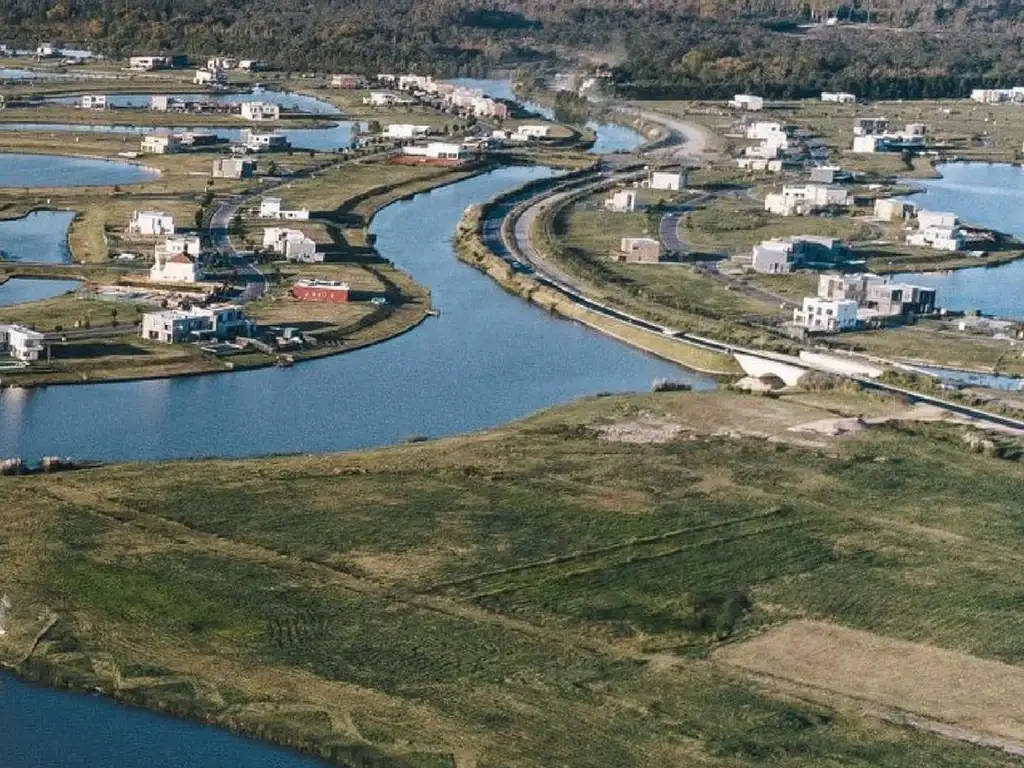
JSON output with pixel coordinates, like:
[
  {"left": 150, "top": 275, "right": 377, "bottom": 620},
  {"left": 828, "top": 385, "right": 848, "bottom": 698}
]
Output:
[{"left": 2, "top": 390, "right": 1024, "bottom": 767}]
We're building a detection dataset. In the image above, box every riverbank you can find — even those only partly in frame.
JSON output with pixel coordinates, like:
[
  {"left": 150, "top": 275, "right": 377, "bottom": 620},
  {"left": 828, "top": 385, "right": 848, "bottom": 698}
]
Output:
[
  {"left": 453, "top": 198, "right": 740, "bottom": 376},
  {"left": 2, "top": 387, "right": 1023, "bottom": 766}
]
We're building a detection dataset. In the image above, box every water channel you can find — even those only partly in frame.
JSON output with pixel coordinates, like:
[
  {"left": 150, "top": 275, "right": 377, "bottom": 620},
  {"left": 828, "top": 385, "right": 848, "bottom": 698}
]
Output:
[
  {"left": 896, "top": 162, "right": 1024, "bottom": 319},
  {"left": 0, "top": 153, "right": 159, "bottom": 187},
  {"left": 0, "top": 210, "right": 75, "bottom": 263},
  {"left": 0, "top": 277, "right": 81, "bottom": 306},
  {"left": 0, "top": 165, "right": 712, "bottom": 463}
]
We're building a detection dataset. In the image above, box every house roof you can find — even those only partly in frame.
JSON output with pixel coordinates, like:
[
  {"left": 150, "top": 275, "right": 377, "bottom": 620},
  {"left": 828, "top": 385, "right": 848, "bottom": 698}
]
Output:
[{"left": 166, "top": 252, "right": 195, "bottom": 264}]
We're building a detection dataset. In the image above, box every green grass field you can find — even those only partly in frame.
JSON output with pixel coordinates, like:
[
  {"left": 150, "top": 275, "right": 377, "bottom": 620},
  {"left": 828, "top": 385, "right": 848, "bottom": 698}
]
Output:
[{"left": 2, "top": 389, "right": 1024, "bottom": 766}]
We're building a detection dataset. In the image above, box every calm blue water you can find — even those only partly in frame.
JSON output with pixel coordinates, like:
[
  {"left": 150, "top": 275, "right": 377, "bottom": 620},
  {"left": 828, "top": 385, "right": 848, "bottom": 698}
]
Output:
[
  {"left": 0, "top": 210, "right": 75, "bottom": 263},
  {"left": 0, "top": 166, "right": 713, "bottom": 462},
  {"left": 0, "top": 673, "right": 327, "bottom": 768},
  {"left": 0, "top": 153, "right": 158, "bottom": 188},
  {"left": 450, "top": 78, "right": 644, "bottom": 154},
  {"left": 0, "top": 277, "right": 80, "bottom": 305},
  {"left": 896, "top": 162, "right": 1024, "bottom": 319},
  {"left": 48, "top": 90, "right": 341, "bottom": 115}
]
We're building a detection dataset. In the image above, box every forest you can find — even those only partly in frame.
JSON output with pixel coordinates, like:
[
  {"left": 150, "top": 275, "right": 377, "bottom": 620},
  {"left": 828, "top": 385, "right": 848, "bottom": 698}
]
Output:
[{"left": 4, "top": 0, "right": 1024, "bottom": 99}]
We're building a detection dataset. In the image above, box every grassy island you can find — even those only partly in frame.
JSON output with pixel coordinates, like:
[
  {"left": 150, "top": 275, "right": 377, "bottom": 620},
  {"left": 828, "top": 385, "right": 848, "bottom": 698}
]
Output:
[{"left": 2, "top": 388, "right": 1024, "bottom": 766}]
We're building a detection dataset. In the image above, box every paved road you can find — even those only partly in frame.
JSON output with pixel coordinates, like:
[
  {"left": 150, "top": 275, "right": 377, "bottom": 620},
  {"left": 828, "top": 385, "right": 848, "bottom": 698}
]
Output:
[{"left": 209, "top": 194, "right": 267, "bottom": 301}]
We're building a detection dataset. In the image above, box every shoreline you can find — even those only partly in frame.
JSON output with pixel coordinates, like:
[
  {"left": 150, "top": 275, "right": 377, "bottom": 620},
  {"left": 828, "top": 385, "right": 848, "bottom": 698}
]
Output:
[{"left": 0, "top": 161, "right": 501, "bottom": 390}]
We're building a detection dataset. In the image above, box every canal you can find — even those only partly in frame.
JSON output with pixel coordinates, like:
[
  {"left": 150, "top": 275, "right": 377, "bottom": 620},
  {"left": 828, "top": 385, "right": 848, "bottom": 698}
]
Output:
[
  {"left": 0, "top": 166, "right": 715, "bottom": 463},
  {"left": 896, "top": 162, "right": 1024, "bottom": 319}
]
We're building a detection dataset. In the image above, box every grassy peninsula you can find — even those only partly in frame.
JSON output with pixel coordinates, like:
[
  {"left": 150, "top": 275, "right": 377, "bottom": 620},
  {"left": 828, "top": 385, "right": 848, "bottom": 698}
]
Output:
[{"left": 2, "top": 388, "right": 1024, "bottom": 767}]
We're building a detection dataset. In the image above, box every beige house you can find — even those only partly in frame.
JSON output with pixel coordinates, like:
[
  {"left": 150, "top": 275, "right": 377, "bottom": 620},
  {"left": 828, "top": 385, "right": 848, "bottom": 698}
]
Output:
[{"left": 874, "top": 198, "right": 912, "bottom": 221}]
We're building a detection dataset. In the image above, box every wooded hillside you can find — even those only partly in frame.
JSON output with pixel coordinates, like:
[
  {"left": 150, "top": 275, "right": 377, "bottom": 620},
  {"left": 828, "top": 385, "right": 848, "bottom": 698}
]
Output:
[{"left": 4, "top": 0, "right": 1024, "bottom": 98}]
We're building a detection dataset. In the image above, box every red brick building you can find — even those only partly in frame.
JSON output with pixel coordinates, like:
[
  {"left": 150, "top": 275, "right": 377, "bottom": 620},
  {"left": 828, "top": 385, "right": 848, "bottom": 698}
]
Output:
[{"left": 290, "top": 279, "right": 350, "bottom": 303}]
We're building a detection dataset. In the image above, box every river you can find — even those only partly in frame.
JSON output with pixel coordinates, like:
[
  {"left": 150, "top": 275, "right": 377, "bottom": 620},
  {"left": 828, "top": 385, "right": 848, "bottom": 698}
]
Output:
[
  {"left": 896, "top": 162, "right": 1024, "bottom": 319},
  {"left": 0, "top": 166, "right": 714, "bottom": 463}
]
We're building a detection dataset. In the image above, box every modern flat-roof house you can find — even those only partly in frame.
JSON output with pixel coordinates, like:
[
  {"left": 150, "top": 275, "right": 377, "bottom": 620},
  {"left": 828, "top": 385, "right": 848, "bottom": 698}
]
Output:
[
  {"left": 150, "top": 95, "right": 170, "bottom": 112},
  {"left": 0, "top": 324, "right": 44, "bottom": 361},
  {"left": 728, "top": 94, "right": 764, "bottom": 111},
  {"left": 263, "top": 227, "right": 321, "bottom": 262},
  {"left": 970, "top": 87, "right": 1024, "bottom": 104},
  {"left": 764, "top": 184, "right": 850, "bottom": 216},
  {"left": 793, "top": 297, "right": 858, "bottom": 332},
  {"left": 516, "top": 124, "right": 554, "bottom": 139},
  {"left": 141, "top": 305, "right": 250, "bottom": 344},
  {"left": 128, "top": 210, "right": 175, "bottom": 236},
  {"left": 129, "top": 55, "right": 171, "bottom": 71},
  {"left": 239, "top": 101, "right": 280, "bottom": 121},
  {"left": 906, "top": 210, "right": 963, "bottom": 251},
  {"left": 853, "top": 117, "right": 890, "bottom": 136},
  {"left": 604, "top": 190, "right": 636, "bottom": 213},
  {"left": 647, "top": 170, "right": 686, "bottom": 192},
  {"left": 259, "top": 198, "right": 310, "bottom": 220},
  {"left": 821, "top": 91, "right": 856, "bottom": 103},
  {"left": 384, "top": 123, "right": 431, "bottom": 139},
  {"left": 745, "top": 121, "right": 786, "bottom": 141},
  {"left": 614, "top": 237, "right": 662, "bottom": 264},
  {"left": 212, "top": 157, "right": 256, "bottom": 179},
  {"left": 141, "top": 134, "right": 182, "bottom": 154},
  {"left": 874, "top": 198, "right": 912, "bottom": 221},
  {"left": 752, "top": 235, "right": 850, "bottom": 273},
  {"left": 401, "top": 142, "right": 470, "bottom": 162},
  {"left": 80, "top": 94, "right": 106, "bottom": 110},
  {"left": 193, "top": 68, "right": 227, "bottom": 86},
  {"left": 290, "top": 279, "right": 350, "bottom": 302},
  {"left": 240, "top": 129, "right": 289, "bottom": 153},
  {"left": 816, "top": 273, "right": 937, "bottom": 321}
]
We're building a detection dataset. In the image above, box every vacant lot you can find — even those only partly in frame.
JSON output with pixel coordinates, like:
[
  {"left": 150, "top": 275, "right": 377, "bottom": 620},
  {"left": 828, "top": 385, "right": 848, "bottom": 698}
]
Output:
[{"left": 2, "top": 390, "right": 1024, "bottom": 766}]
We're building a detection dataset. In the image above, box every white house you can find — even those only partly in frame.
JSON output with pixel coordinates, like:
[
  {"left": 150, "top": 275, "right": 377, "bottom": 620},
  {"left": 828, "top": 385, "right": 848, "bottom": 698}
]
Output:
[
  {"left": 212, "top": 157, "right": 256, "bottom": 179},
  {"left": 793, "top": 297, "right": 859, "bottom": 332},
  {"left": 129, "top": 55, "right": 168, "bottom": 71},
  {"left": 516, "top": 124, "right": 554, "bottom": 139},
  {"left": 207, "top": 56, "right": 237, "bottom": 71},
  {"left": 128, "top": 210, "right": 175, "bottom": 236},
  {"left": 970, "top": 87, "right": 1024, "bottom": 104},
  {"left": 80, "top": 94, "right": 107, "bottom": 110},
  {"left": 36, "top": 42, "right": 60, "bottom": 58},
  {"left": 764, "top": 184, "right": 849, "bottom": 216},
  {"left": 384, "top": 123, "right": 431, "bottom": 139},
  {"left": 874, "top": 198, "right": 912, "bottom": 221},
  {"left": 728, "top": 94, "right": 764, "bottom": 111},
  {"left": 851, "top": 135, "right": 884, "bottom": 153},
  {"left": 0, "top": 324, "right": 44, "bottom": 362},
  {"left": 916, "top": 210, "right": 959, "bottom": 230},
  {"left": 240, "top": 130, "right": 289, "bottom": 152},
  {"left": 141, "top": 134, "right": 182, "bottom": 154},
  {"left": 736, "top": 157, "right": 783, "bottom": 173},
  {"left": 604, "top": 190, "right": 636, "bottom": 213},
  {"left": 615, "top": 237, "right": 662, "bottom": 264},
  {"left": 259, "top": 198, "right": 310, "bottom": 220},
  {"left": 141, "top": 305, "right": 249, "bottom": 343},
  {"left": 193, "top": 68, "right": 226, "bottom": 86},
  {"left": 751, "top": 240, "right": 795, "bottom": 274},
  {"left": 853, "top": 117, "right": 890, "bottom": 136},
  {"left": 401, "top": 142, "right": 469, "bottom": 161},
  {"left": 907, "top": 227, "right": 965, "bottom": 251},
  {"left": 239, "top": 101, "right": 280, "bottom": 121},
  {"left": 365, "top": 91, "right": 401, "bottom": 107},
  {"left": 155, "top": 234, "right": 201, "bottom": 261},
  {"left": 262, "top": 227, "right": 319, "bottom": 262},
  {"left": 821, "top": 92, "right": 856, "bottom": 104},
  {"left": 149, "top": 252, "right": 202, "bottom": 283},
  {"left": 648, "top": 170, "right": 685, "bottom": 192},
  {"left": 745, "top": 121, "right": 786, "bottom": 141}
]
